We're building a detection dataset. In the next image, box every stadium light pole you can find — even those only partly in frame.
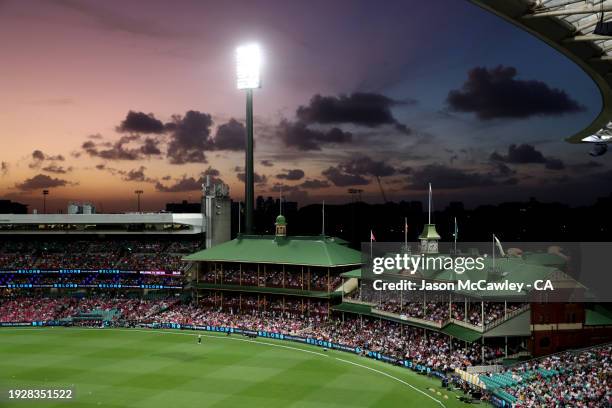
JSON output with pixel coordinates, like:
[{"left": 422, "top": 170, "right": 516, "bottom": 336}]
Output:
[
  {"left": 236, "top": 43, "right": 261, "bottom": 234},
  {"left": 42, "top": 189, "right": 49, "bottom": 214},
  {"left": 134, "top": 190, "right": 143, "bottom": 213}
]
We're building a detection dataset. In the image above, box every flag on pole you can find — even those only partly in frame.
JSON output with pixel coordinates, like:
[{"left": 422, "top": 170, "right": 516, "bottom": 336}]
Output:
[
  {"left": 369, "top": 230, "right": 376, "bottom": 260},
  {"left": 493, "top": 234, "right": 505, "bottom": 257}
]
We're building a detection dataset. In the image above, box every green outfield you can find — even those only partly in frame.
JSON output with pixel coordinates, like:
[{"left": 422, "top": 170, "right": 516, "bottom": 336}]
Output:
[{"left": 0, "top": 328, "right": 473, "bottom": 408}]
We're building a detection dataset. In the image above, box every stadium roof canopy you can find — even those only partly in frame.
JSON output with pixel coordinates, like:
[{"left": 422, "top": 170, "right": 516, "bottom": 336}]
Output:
[
  {"left": 184, "top": 235, "right": 362, "bottom": 267},
  {"left": 0, "top": 213, "right": 203, "bottom": 235},
  {"left": 470, "top": 0, "right": 612, "bottom": 144}
]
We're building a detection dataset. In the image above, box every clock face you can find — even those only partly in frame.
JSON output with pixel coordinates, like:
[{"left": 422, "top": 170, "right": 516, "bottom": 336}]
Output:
[
  {"left": 421, "top": 240, "right": 428, "bottom": 252},
  {"left": 428, "top": 241, "right": 438, "bottom": 252}
]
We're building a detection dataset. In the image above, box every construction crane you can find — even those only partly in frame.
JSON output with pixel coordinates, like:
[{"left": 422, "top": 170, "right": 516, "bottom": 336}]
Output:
[{"left": 375, "top": 176, "right": 388, "bottom": 203}]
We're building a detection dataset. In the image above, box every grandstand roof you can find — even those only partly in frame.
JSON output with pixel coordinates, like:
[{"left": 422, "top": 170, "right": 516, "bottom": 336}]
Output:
[
  {"left": 440, "top": 323, "right": 482, "bottom": 342},
  {"left": 0, "top": 213, "right": 203, "bottom": 235},
  {"left": 470, "top": 0, "right": 612, "bottom": 144},
  {"left": 184, "top": 235, "right": 362, "bottom": 267}
]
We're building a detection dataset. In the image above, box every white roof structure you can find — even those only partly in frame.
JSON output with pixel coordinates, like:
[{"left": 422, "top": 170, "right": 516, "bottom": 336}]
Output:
[
  {"left": 0, "top": 213, "right": 204, "bottom": 235},
  {"left": 470, "top": 0, "right": 612, "bottom": 144}
]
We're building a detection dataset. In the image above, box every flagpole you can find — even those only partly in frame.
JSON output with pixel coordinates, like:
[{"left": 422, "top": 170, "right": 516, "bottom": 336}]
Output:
[
  {"left": 404, "top": 217, "right": 407, "bottom": 251},
  {"left": 454, "top": 217, "right": 457, "bottom": 254},
  {"left": 322, "top": 201, "right": 325, "bottom": 236},
  {"left": 428, "top": 183, "right": 432, "bottom": 224}
]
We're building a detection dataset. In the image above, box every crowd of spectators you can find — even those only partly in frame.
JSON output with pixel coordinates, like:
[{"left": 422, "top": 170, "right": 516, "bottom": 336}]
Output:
[
  {"left": 375, "top": 293, "right": 525, "bottom": 327},
  {"left": 0, "top": 295, "right": 178, "bottom": 322},
  {"left": 358, "top": 282, "right": 526, "bottom": 328},
  {"left": 146, "top": 299, "right": 508, "bottom": 371},
  {"left": 0, "top": 238, "right": 200, "bottom": 272},
  {"left": 185, "top": 292, "right": 329, "bottom": 318},
  {"left": 0, "top": 297, "right": 67, "bottom": 322},
  {"left": 492, "top": 345, "right": 612, "bottom": 407},
  {"left": 199, "top": 267, "right": 343, "bottom": 292}
]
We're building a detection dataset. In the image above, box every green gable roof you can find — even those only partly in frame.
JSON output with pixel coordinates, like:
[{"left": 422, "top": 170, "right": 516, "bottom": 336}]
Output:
[{"left": 183, "top": 235, "right": 362, "bottom": 267}]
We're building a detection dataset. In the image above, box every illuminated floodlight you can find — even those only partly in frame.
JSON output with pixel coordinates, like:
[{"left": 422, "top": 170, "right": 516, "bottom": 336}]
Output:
[{"left": 236, "top": 43, "right": 262, "bottom": 90}]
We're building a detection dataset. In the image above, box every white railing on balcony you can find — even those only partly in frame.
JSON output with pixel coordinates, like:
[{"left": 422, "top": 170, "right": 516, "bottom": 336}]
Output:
[{"left": 371, "top": 308, "right": 445, "bottom": 329}]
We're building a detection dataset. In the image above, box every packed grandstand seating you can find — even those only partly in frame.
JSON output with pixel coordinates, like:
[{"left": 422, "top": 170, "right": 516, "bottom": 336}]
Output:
[
  {"left": 358, "top": 283, "right": 526, "bottom": 327},
  {"left": 199, "top": 267, "right": 344, "bottom": 291},
  {"left": 378, "top": 300, "right": 525, "bottom": 326},
  {"left": 0, "top": 295, "right": 179, "bottom": 322},
  {"left": 0, "top": 238, "right": 200, "bottom": 272},
  {"left": 482, "top": 345, "right": 612, "bottom": 407}
]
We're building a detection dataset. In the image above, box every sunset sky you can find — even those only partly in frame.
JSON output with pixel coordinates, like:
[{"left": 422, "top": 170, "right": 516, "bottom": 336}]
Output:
[{"left": 0, "top": 0, "right": 610, "bottom": 213}]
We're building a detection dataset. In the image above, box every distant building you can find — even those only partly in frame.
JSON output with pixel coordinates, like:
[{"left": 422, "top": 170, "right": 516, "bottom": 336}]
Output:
[
  {"left": 67, "top": 202, "right": 96, "bottom": 214},
  {"left": 0, "top": 200, "right": 28, "bottom": 214}
]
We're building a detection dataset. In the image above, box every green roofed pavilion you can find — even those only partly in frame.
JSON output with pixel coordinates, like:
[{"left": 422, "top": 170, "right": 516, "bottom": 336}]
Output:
[{"left": 183, "top": 235, "right": 362, "bottom": 267}]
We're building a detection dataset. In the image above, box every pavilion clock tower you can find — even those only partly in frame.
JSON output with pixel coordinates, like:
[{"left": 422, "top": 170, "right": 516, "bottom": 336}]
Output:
[{"left": 275, "top": 214, "right": 287, "bottom": 237}]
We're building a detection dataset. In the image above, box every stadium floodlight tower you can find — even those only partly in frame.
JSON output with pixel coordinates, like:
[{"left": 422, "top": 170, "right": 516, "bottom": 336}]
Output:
[{"left": 236, "top": 43, "right": 262, "bottom": 234}]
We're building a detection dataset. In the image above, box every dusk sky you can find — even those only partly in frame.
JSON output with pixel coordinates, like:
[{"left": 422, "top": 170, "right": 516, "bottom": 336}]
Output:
[{"left": 0, "top": 0, "right": 610, "bottom": 213}]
